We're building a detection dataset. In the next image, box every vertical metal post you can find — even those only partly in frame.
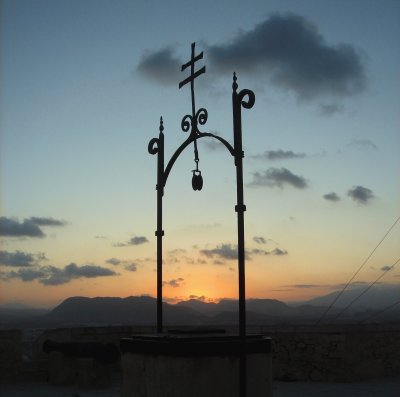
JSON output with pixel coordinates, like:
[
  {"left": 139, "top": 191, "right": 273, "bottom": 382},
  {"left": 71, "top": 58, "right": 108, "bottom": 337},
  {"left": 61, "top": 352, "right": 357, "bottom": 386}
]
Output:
[
  {"left": 156, "top": 118, "right": 164, "bottom": 333},
  {"left": 233, "top": 73, "right": 247, "bottom": 397},
  {"left": 232, "top": 73, "right": 247, "bottom": 341}
]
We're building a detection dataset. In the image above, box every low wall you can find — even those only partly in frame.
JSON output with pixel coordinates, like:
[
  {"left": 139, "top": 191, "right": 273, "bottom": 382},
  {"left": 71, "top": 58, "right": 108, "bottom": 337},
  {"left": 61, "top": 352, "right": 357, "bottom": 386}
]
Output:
[
  {"left": 2, "top": 323, "right": 399, "bottom": 383},
  {"left": 0, "top": 330, "right": 22, "bottom": 380},
  {"left": 260, "top": 324, "right": 400, "bottom": 382}
]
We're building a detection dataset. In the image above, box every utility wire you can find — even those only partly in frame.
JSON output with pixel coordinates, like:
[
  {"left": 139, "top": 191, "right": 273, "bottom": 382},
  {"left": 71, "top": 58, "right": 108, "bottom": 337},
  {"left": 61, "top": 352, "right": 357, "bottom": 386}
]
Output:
[
  {"left": 358, "top": 298, "right": 400, "bottom": 324},
  {"left": 332, "top": 256, "right": 400, "bottom": 322},
  {"left": 315, "top": 215, "right": 400, "bottom": 325}
]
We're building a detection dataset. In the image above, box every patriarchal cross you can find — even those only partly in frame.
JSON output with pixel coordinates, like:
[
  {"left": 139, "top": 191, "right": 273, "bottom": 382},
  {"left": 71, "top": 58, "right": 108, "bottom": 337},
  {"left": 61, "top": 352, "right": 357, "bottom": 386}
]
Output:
[
  {"left": 179, "top": 42, "right": 206, "bottom": 125},
  {"left": 178, "top": 42, "right": 206, "bottom": 188}
]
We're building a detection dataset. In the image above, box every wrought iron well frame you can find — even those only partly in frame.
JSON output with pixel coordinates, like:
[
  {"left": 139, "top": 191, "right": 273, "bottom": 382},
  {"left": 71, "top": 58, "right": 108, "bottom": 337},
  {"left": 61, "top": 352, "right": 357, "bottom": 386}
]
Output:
[{"left": 148, "top": 42, "right": 255, "bottom": 342}]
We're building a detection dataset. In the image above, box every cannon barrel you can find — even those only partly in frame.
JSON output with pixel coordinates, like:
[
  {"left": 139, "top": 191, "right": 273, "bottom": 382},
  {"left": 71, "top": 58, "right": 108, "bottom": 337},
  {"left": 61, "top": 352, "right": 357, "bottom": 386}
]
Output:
[{"left": 43, "top": 339, "right": 120, "bottom": 364}]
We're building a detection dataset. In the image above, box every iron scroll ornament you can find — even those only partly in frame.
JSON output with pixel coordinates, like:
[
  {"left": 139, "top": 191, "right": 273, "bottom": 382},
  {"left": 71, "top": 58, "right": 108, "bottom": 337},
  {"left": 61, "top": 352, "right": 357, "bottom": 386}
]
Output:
[
  {"left": 181, "top": 108, "right": 208, "bottom": 135},
  {"left": 147, "top": 78, "right": 256, "bottom": 191}
]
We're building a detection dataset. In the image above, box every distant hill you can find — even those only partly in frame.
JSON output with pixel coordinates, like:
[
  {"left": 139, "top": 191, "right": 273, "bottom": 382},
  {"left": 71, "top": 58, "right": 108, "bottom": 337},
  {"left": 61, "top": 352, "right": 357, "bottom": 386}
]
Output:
[
  {"left": 2, "top": 285, "right": 399, "bottom": 328},
  {"left": 305, "top": 285, "right": 400, "bottom": 310},
  {"left": 41, "top": 296, "right": 204, "bottom": 326},
  {"left": 177, "top": 298, "right": 292, "bottom": 316}
]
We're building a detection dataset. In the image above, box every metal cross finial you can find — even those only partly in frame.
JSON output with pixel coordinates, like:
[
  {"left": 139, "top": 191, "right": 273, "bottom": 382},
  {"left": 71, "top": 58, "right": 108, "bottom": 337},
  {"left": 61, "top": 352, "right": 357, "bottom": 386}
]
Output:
[{"left": 179, "top": 42, "right": 206, "bottom": 119}]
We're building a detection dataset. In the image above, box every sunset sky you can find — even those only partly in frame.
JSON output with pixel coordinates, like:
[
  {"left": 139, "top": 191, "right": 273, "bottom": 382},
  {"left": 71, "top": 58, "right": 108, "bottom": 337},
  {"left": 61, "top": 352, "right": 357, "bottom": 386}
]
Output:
[{"left": 1, "top": 0, "right": 399, "bottom": 308}]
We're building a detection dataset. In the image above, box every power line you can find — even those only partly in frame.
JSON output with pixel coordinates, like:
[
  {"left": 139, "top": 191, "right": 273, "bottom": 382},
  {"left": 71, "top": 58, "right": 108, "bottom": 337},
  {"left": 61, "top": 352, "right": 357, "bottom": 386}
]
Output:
[
  {"left": 332, "top": 256, "right": 400, "bottom": 322},
  {"left": 358, "top": 298, "right": 400, "bottom": 324},
  {"left": 315, "top": 215, "right": 400, "bottom": 325}
]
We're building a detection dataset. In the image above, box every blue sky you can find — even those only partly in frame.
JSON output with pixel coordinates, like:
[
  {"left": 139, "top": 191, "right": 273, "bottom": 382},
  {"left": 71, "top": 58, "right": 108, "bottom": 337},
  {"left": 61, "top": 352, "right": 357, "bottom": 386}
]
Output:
[{"left": 1, "top": 0, "right": 399, "bottom": 307}]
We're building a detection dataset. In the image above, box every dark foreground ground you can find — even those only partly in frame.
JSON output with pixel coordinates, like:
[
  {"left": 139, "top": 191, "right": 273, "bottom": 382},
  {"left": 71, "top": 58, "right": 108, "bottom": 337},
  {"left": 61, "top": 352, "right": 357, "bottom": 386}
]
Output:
[{"left": 1, "top": 377, "right": 400, "bottom": 397}]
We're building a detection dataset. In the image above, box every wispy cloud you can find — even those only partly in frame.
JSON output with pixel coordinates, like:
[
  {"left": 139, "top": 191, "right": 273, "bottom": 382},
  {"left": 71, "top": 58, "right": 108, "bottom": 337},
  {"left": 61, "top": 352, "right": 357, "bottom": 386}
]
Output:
[
  {"left": 28, "top": 217, "right": 67, "bottom": 227},
  {"left": 124, "top": 263, "right": 138, "bottom": 272},
  {"left": 284, "top": 284, "right": 321, "bottom": 289},
  {"left": 348, "top": 139, "right": 378, "bottom": 151},
  {"left": 114, "top": 236, "right": 149, "bottom": 247},
  {"left": 163, "top": 278, "right": 184, "bottom": 288},
  {"left": 318, "top": 103, "right": 344, "bottom": 115},
  {"left": 347, "top": 185, "right": 375, "bottom": 205},
  {"left": 249, "top": 168, "right": 308, "bottom": 189},
  {"left": 253, "top": 236, "right": 267, "bottom": 245},
  {"left": 259, "top": 248, "right": 288, "bottom": 256},
  {"left": 106, "top": 258, "right": 121, "bottom": 266},
  {"left": 251, "top": 150, "right": 306, "bottom": 161}
]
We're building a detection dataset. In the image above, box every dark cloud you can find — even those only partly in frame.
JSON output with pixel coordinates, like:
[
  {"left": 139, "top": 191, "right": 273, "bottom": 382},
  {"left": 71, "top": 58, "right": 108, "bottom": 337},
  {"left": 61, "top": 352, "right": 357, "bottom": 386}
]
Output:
[
  {"left": 129, "top": 236, "right": 148, "bottom": 245},
  {"left": 323, "top": 192, "right": 341, "bottom": 202},
  {"left": 137, "top": 47, "right": 182, "bottom": 85},
  {"left": 1, "top": 263, "right": 117, "bottom": 285},
  {"left": 381, "top": 265, "right": 394, "bottom": 272},
  {"left": 0, "top": 250, "right": 39, "bottom": 267},
  {"left": 114, "top": 236, "right": 149, "bottom": 247},
  {"left": 318, "top": 103, "right": 344, "bottom": 115},
  {"left": 249, "top": 168, "right": 308, "bottom": 189},
  {"left": 271, "top": 248, "right": 288, "bottom": 256},
  {"left": 106, "top": 258, "right": 121, "bottom": 266},
  {"left": 0, "top": 217, "right": 45, "bottom": 238},
  {"left": 1, "top": 268, "right": 48, "bottom": 282},
  {"left": 125, "top": 263, "right": 138, "bottom": 272},
  {"left": 41, "top": 263, "right": 117, "bottom": 286},
  {"left": 253, "top": 236, "right": 267, "bottom": 244},
  {"left": 207, "top": 13, "right": 366, "bottom": 100},
  {"left": 200, "top": 244, "right": 238, "bottom": 260},
  {"left": 200, "top": 242, "right": 287, "bottom": 261},
  {"left": 251, "top": 150, "right": 306, "bottom": 161},
  {"left": 28, "top": 217, "right": 66, "bottom": 227},
  {"left": 0, "top": 216, "right": 66, "bottom": 238},
  {"left": 347, "top": 185, "right": 375, "bottom": 205},
  {"left": 163, "top": 278, "right": 184, "bottom": 288}
]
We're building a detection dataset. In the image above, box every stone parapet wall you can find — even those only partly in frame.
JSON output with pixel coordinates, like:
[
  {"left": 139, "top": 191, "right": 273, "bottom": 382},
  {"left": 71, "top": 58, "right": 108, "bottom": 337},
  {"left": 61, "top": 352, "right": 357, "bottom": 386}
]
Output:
[
  {"left": 259, "top": 324, "right": 400, "bottom": 382},
  {"left": 2, "top": 323, "right": 399, "bottom": 383},
  {"left": 0, "top": 329, "right": 22, "bottom": 380}
]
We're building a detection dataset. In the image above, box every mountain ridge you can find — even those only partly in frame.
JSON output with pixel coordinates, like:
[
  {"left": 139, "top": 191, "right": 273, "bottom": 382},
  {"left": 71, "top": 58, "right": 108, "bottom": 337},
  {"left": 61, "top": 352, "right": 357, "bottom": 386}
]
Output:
[{"left": 1, "top": 285, "right": 399, "bottom": 328}]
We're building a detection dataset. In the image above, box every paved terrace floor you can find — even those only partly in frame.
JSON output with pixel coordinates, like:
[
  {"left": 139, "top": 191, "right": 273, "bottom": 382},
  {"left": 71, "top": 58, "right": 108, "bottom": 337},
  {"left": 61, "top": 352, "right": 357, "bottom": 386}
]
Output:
[{"left": 1, "top": 377, "right": 400, "bottom": 397}]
